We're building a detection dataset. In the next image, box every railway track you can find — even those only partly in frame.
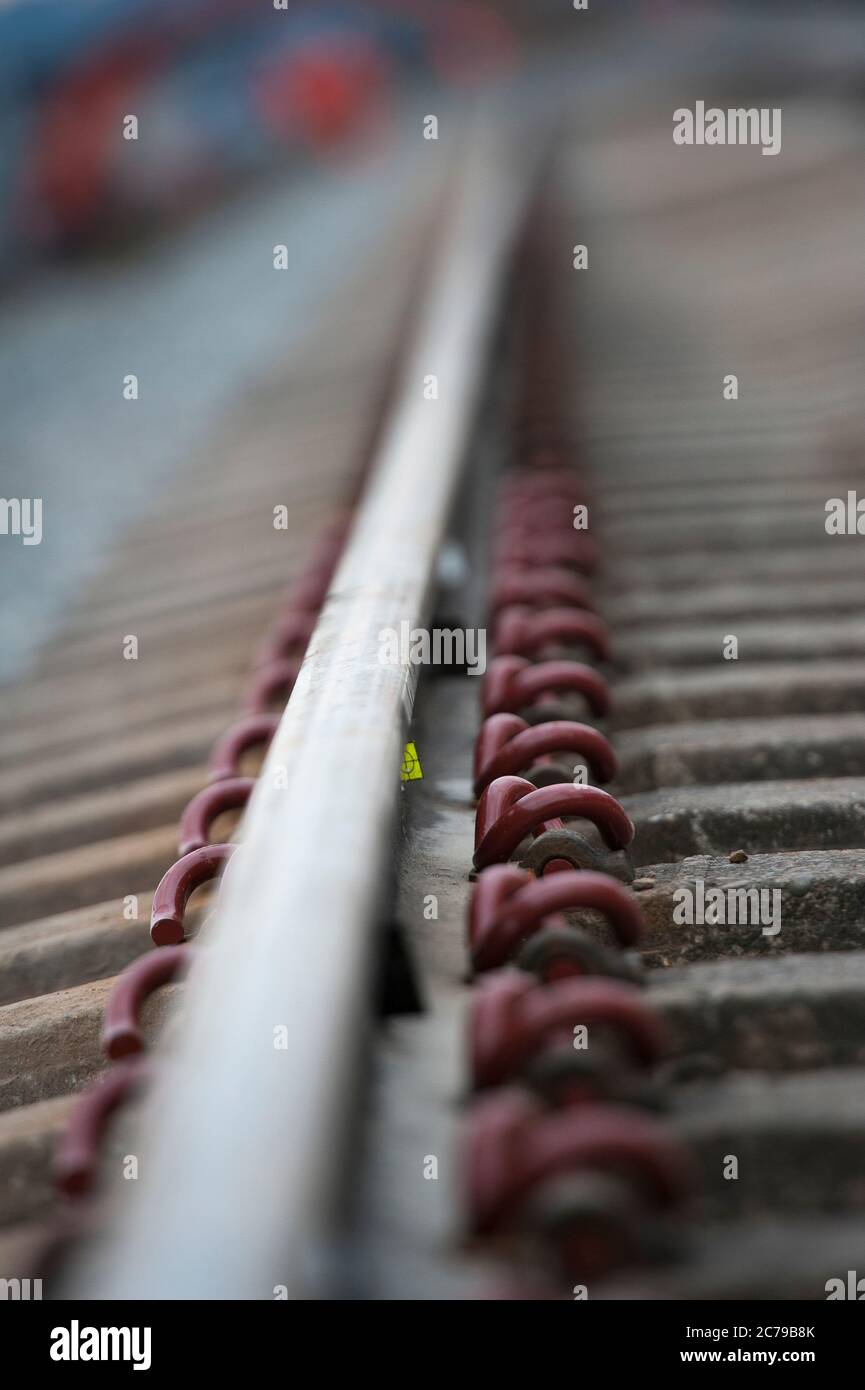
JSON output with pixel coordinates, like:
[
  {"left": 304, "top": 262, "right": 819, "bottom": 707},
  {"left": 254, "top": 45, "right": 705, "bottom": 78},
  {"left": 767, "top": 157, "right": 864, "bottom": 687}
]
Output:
[
  {"left": 0, "top": 154, "right": 443, "bottom": 1289},
  {"left": 2, "top": 80, "right": 865, "bottom": 1306}
]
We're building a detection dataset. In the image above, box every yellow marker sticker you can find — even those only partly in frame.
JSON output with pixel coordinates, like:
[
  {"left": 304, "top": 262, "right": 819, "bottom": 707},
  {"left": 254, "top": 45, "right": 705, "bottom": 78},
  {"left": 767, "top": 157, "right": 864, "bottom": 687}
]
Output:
[{"left": 401, "top": 742, "right": 423, "bottom": 781}]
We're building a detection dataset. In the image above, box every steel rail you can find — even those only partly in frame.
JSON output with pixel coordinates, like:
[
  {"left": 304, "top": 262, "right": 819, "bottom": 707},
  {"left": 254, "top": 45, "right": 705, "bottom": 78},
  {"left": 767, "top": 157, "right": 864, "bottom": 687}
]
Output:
[{"left": 63, "top": 117, "right": 530, "bottom": 1300}]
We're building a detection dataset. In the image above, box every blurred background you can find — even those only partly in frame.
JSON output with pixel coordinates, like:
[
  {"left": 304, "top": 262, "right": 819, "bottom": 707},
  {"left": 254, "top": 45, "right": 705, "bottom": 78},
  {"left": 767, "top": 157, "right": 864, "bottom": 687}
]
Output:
[{"left": 1, "top": 0, "right": 865, "bottom": 678}]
